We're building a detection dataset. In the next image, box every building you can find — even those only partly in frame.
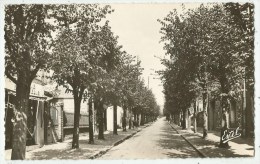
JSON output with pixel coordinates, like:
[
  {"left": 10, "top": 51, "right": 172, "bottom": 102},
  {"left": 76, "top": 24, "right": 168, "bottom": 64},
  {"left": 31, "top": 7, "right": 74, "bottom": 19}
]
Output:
[
  {"left": 4, "top": 76, "right": 47, "bottom": 148},
  {"left": 193, "top": 93, "right": 254, "bottom": 137},
  {"left": 44, "top": 83, "right": 90, "bottom": 139},
  {"left": 106, "top": 106, "right": 124, "bottom": 131},
  {"left": 5, "top": 70, "right": 131, "bottom": 149}
]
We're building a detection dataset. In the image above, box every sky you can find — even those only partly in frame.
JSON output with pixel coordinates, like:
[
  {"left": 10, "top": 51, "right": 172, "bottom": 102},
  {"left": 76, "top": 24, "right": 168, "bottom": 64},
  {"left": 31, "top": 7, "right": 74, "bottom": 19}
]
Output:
[{"left": 106, "top": 3, "right": 201, "bottom": 108}]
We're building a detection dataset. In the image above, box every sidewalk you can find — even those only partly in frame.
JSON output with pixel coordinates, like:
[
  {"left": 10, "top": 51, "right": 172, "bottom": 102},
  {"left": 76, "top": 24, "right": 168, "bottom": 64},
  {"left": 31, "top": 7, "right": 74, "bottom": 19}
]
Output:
[
  {"left": 170, "top": 123, "right": 254, "bottom": 157},
  {"left": 5, "top": 123, "right": 152, "bottom": 160}
]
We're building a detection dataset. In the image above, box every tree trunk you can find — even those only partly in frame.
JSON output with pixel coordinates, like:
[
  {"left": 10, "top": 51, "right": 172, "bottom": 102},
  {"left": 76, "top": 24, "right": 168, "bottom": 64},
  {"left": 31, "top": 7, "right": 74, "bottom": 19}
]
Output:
[
  {"left": 187, "top": 110, "right": 191, "bottom": 130},
  {"left": 137, "top": 113, "right": 140, "bottom": 126},
  {"left": 140, "top": 113, "right": 145, "bottom": 126},
  {"left": 97, "top": 100, "right": 104, "bottom": 140},
  {"left": 218, "top": 63, "right": 231, "bottom": 146},
  {"left": 202, "top": 92, "right": 208, "bottom": 138},
  {"left": 44, "top": 102, "right": 49, "bottom": 145},
  {"left": 61, "top": 105, "right": 64, "bottom": 142},
  {"left": 219, "top": 96, "right": 230, "bottom": 148},
  {"left": 72, "top": 95, "right": 81, "bottom": 149},
  {"left": 113, "top": 103, "right": 118, "bottom": 135},
  {"left": 182, "top": 109, "right": 187, "bottom": 129},
  {"left": 88, "top": 98, "right": 94, "bottom": 144},
  {"left": 135, "top": 113, "right": 139, "bottom": 126},
  {"left": 11, "top": 79, "right": 30, "bottom": 160},
  {"left": 122, "top": 105, "right": 127, "bottom": 132},
  {"left": 104, "top": 108, "right": 107, "bottom": 131},
  {"left": 129, "top": 109, "right": 132, "bottom": 129},
  {"left": 245, "top": 90, "right": 253, "bottom": 138},
  {"left": 193, "top": 101, "right": 197, "bottom": 133},
  {"left": 179, "top": 112, "right": 182, "bottom": 126}
]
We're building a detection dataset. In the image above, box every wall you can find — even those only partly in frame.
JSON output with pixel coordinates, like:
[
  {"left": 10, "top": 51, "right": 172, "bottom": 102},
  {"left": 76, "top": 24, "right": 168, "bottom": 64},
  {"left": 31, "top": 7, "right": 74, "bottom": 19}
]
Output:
[
  {"left": 63, "top": 98, "right": 88, "bottom": 114},
  {"left": 106, "top": 106, "right": 123, "bottom": 131},
  {"left": 49, "top": 103, "right": 63, "bottom": 141},
  {"left": 63, "top": 98, "right": 89, "bottom": 128},
  {"left": 5, "top": 77, "right": 47, "bottom": 146}
]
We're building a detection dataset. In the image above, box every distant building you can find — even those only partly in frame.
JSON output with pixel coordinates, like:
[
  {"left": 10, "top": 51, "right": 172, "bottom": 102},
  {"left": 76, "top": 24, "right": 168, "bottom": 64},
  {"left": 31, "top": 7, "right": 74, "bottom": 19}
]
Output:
[{"left": 106, "top": 106, "right": 124, "bottom": 131}]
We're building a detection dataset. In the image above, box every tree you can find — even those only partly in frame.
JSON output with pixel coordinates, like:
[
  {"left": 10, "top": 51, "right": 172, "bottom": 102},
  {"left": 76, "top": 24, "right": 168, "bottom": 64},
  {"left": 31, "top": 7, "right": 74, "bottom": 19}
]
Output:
[
  {"left": 88, "top": 95, "right": 94, "bottom": 144},
  {"left": 88, "top": 21, "right": 124, "bottom": 140},
  {"left": 158, "top": 10, "right": 199, "bottom": 130},
  {"left": 51, "top": 4, "right": 113, "bottom": 148},
  {"left": 121, "top": 58, "right": 141, "bottom": 131},
  {"left": 107, "top": 52, "right": 133, "bottom": 134},
  {"left": 5, "top": 5, "right": 54, "bottom": 159},
  {"left": 224, "top": 2, "right": 254, "bottom": 138},
  {"left": 159, "top": 3, "right": 254, "bottom": 147},
  {"left": 131, "top": 77, "right": 160, "bottom": 126},
  {"left": 106, "top": 53, "right": 144, "bottom": 131},
  {"left": 107, "top": 53, "right": 158, "bottom": 130}
]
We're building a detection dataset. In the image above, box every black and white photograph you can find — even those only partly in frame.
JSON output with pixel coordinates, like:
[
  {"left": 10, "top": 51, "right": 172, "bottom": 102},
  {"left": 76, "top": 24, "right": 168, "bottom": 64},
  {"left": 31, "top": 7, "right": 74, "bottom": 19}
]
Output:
[{"left": 1, "top": 0, "right": 259, "bottom": 163}]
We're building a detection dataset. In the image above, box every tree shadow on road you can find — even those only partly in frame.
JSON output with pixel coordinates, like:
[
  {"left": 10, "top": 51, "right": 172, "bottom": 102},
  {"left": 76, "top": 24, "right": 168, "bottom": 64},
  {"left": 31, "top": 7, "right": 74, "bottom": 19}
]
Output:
[
  {"left": 28, "top": 147, "right": 94, "bottom": 160},
  {"left": 28, "top": 129, "right": 139, "bottom": 160},
  {"left": 156, "top": 123, "right": 201, "bottom": 158},
  {"left": 157, "top": 122, "right": 254, "bottom": 158},
  {"left": 184, "top": 133, "right": 254, "bottom": 158}
]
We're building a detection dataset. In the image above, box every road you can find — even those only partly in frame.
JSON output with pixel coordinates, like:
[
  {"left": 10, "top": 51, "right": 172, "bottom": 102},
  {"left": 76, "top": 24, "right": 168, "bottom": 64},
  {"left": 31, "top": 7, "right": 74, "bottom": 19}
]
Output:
[{"left": 98, "top": 118, "right": 201, "bottom": 159}]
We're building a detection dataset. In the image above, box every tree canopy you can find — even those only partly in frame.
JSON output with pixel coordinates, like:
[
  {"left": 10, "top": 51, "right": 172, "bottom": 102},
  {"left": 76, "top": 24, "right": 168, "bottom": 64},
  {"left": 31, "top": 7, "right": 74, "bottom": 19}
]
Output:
[{"left": 159, "top": 3, "right": 254, "bottom": 122}]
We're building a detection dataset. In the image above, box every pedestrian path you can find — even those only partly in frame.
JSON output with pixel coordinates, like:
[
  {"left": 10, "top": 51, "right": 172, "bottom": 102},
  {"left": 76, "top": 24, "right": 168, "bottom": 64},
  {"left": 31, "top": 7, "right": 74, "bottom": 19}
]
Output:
[
  {"left": 5, "top": 124, "right": 151, "bottom": 160},
  {"left": 170, "top": 123, "right": 254, "bottom": 157}
]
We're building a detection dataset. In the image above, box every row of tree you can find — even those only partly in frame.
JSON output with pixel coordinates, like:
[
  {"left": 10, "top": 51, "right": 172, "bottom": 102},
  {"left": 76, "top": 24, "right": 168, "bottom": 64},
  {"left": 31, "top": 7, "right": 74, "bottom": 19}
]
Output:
[
  {"left": 158, "top": 3, "right": 254, "bottom": 148},
  {"left": 5, "top": 4, "right": 160, "bottom": 160}
]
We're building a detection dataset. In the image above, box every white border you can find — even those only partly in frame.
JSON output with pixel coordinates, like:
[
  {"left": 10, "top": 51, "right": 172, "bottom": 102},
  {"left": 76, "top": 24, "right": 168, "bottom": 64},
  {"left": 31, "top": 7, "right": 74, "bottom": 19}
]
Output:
[{"left": 0, "top": 0, "right": 259, "bottom": 164}]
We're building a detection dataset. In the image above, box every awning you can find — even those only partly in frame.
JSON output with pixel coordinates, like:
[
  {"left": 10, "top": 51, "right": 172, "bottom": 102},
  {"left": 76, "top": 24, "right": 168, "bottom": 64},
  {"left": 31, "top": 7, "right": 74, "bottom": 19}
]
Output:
[{"left": 5, "top": 88, "right": 47, "bottom": 101}]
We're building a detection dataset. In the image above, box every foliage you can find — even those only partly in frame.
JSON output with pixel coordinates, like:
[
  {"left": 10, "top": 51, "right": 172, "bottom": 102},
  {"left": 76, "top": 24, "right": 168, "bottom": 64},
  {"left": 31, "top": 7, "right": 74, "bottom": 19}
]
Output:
[
  {"left": 5, "top": 4, "right": 56, "bottom": 159},
  {"left": 51, "top": 4, "right": 114, "bottom": 147},
  {"left": 158, "top": 3, "right": 254, "bottom": 117},
  {"left": 51, "top": 4, "right": 113, "bottom": 95},
  {"left": 5, "top": 4, "right": 54, "bottom": 84}
]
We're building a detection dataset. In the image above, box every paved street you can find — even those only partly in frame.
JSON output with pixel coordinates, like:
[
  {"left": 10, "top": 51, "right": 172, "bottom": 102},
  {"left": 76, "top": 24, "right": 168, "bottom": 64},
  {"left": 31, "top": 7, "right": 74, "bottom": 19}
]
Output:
[
  {"left": 98, "top": 118, "right": 201, "bottom": 159},
  {"left": 5, "top": 117, "right": 254, "bottom": 160}
]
